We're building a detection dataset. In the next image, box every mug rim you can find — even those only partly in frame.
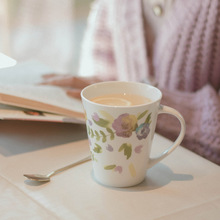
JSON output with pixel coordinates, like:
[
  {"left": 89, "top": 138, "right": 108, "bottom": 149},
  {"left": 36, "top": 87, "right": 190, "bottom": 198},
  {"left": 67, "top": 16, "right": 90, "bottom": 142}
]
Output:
[{"left": 81, "top": 81, "right": 162, "bottom": 108}]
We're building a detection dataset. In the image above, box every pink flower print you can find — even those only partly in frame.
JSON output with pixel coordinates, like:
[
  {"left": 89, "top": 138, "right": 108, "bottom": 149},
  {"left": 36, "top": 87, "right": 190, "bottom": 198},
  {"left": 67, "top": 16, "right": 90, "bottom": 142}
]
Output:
[
  {"left": 92, "top": 112, "right": 100, "bottom": 122},
  {"left": 135, "top": 145, "right": 143, "bottom": 153},
  {"left": 114, "top": 166, "right": 122, "bottom": 174},
  {"left": 112, "top": 113, "right": 137, "bottom": 138},
  {"left": 88, "top": 119, "right": 93, "bottom": 126},
  {"left": 106, "top": 144, "right": 113, "bottom": 152}
]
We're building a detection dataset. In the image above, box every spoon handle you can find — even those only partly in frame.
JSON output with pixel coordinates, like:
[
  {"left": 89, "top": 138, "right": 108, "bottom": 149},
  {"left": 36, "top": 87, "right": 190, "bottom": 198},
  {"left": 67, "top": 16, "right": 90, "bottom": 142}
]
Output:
[{"left": 48, "top": 155, "right": 91, "bottom": 177}]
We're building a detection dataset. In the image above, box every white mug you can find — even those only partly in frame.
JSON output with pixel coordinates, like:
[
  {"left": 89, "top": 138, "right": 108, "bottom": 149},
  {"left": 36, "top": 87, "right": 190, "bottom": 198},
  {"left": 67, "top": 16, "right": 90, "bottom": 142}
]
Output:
[{"left": 81, "top": 81, "right": 186, "bottom": 187}]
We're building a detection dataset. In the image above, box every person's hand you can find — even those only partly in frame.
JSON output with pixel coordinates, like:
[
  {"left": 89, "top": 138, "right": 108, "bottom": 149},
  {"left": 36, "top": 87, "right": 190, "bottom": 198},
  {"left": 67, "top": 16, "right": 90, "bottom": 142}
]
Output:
[{"left": 41, "top": 74, "right": 102, "bottom": 99}]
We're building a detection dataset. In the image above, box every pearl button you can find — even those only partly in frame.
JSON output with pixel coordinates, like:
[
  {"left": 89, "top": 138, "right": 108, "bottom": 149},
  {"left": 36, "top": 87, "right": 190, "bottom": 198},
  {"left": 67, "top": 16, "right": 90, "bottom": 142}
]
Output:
[{"left": 152, "top": 4, "right": 163, "bottom": 16}]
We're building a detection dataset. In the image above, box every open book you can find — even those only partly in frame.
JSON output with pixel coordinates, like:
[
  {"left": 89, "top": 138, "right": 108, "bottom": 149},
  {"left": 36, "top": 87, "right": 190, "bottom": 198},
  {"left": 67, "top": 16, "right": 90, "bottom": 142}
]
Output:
[{"left": 0, "top": 60, "right": 85, "bottom": 124}]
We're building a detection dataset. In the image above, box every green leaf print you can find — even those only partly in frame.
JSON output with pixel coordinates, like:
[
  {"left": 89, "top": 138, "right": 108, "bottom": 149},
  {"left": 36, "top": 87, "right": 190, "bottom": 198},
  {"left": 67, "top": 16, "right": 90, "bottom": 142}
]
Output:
[
  {"left": 99, "top": 130, "right": 107, "bottom": 143},
  {"left": 145, "top": 113, "right": 152, "bottom": 124},
  {"left": 118, "top": 143, "right": 132, "bottom": 159},
  {"left": 87, "top": 126, "right": 91, "bottom": 135},
  {"left": 94, "top": 130, "right": 100, "bottom": 141},
  {"left": 91, "top": 152, "right": 98, "bottom": 162},
  {"left": 93, "top": 143, "right": 102, "bottom": 153},
  {"left": 106, "top": 127, "right": 115, "bottom": 140},
  {"left": 90, "top": 129, "right": 95, "bottom": 138},
  {"left": 93, "top": 118, "right": 110, "bottom": 128},
  {"left": 137, "top": 110, "right": 148, "bottom": 120},
  {"left": 104, "top": 165, "right": 116, "bottom": 170}
]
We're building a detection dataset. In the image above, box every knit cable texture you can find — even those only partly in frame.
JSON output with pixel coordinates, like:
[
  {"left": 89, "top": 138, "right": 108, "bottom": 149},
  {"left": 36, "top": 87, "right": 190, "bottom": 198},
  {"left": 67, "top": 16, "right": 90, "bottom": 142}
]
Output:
[
  {"left": 78, "top": 0, "right": 220, "bottom": 164},
  {"left": 158, "top": 85, "right": 220, "bottom": 165}
]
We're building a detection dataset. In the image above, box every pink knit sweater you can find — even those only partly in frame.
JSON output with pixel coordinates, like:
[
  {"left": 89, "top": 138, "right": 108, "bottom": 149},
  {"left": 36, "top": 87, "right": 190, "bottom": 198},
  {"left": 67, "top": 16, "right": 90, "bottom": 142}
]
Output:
[{"left": 79, "top": 0, "right": 220, "bottom": 165}]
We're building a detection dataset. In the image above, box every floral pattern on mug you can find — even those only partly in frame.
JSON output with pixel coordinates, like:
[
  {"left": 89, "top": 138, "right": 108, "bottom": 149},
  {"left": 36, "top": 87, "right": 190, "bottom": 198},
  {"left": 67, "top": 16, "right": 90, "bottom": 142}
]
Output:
[
  {"left": 87, "top": 110, "right": 151, "bottom": 142},
  {"left": 104, "top": 165, "right": 123, "bottom": 174},
  {"left": 106, "top": 144, "right": 114, "bottom": 152},
  {"left": 112, "top": 114, "right": 137, "bottom": 138},
  {"left": 136, "top": 123, "right": 150, "bottom": 140},
  {"left": 86, "top": 109, "right": 152, "bottom": 175},
  {"left": 134, "top": 145, "right": 143, "bottom": 153}
]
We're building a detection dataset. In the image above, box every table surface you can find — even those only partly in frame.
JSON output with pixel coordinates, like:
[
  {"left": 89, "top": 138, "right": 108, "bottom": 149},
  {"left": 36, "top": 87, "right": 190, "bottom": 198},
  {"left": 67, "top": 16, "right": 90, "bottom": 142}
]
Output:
[{"left": 0, "top": 120, "right": 220, "bottom": 220}]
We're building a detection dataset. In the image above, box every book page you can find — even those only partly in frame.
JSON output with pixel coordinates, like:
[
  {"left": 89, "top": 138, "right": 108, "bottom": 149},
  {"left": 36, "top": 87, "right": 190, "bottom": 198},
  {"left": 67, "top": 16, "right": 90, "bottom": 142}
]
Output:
[
  {"left": 0, "top": 84, "right": 83, "bottom": 113},
  {"left": 0, "top": 104, "right": 85, "bottom": 124},
  {"left": 0, "top": 60, "right": 51, "bottom": 84},
  {"left": 0, "top": 60, "right": 84, "bottom": 118}
]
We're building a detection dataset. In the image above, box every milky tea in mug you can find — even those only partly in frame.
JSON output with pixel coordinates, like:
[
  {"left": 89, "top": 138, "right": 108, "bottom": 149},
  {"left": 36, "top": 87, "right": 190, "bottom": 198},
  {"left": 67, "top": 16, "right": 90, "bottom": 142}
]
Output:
[
  {"left": 91, "top": 93, "right": 152, "bottom": 106},
  {"left": 81, "top": 81, "right": 185, "bottom": 187}
]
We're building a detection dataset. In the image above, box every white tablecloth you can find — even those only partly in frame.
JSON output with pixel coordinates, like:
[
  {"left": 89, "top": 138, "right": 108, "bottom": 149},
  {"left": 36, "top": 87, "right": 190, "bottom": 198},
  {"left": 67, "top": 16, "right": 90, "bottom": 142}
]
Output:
[{"left": 0, "top": 120, "right": 220, "bottom": 220}]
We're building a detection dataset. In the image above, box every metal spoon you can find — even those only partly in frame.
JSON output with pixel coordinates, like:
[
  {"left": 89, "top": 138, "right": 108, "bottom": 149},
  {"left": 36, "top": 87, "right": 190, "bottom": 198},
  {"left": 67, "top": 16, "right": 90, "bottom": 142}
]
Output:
[{"left": 24, "top": 155, "right": 91, "bottom": 182}]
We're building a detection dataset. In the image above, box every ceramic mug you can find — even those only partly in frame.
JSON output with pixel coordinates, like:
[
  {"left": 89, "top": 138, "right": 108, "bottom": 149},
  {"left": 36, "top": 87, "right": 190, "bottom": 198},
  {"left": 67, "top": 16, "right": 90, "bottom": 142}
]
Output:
[{"left": 81, "top": 81, "right": 185, "bottom": 187}]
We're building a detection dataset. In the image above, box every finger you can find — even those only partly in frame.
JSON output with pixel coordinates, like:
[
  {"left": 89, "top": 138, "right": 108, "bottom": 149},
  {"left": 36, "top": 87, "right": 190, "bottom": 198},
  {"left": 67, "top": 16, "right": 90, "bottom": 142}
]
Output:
[
  {"left": 42, "top": 73, "right": 60, "bottom": 79},
  {"left": 40, "top": 75, "right": 71, "bottom": 87},
  {"left": 66, "top": 89, "right": 82, "bottom": 99},
  {"left": 41, "top": 75, "right": 90, "bottom": 89},
  {"left": 42, "top": 73, "right": 73, "bottom": 80},
  {"left": 41, "top": 74, "right": 72, "bottom": 85}
]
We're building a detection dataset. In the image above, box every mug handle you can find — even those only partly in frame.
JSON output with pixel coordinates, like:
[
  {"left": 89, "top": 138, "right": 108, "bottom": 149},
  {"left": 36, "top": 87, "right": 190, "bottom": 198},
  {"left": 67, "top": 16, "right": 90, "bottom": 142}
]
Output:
[{"left": 148, "top": 104, "right": 186, "bottom": 168}]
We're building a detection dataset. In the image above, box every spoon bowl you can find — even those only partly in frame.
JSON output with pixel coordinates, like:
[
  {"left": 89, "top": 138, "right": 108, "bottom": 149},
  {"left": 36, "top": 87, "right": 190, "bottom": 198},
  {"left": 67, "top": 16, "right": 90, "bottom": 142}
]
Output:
[
  {"left": 24, "top": 155, "right": 91, "bottom": 182},
  {"left": 24, "top": 174, "right": 51, "bottom": 182}
]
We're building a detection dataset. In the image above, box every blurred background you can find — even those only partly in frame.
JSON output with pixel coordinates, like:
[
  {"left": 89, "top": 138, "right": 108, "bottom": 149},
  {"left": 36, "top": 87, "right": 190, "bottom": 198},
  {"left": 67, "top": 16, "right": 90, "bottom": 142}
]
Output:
[{"left": 0, "top": 0, "right": 93, "bottom": 74}]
